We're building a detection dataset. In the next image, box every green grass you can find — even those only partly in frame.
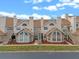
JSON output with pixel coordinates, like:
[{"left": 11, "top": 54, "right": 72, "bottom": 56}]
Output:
[{"left": 0, "top": 45, "right": 79, "bottom": 51}]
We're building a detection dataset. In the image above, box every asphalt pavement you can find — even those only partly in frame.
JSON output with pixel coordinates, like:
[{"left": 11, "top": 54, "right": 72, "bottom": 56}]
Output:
[{"left": 0, "top": 52, "right": 79, "bottom": 59}]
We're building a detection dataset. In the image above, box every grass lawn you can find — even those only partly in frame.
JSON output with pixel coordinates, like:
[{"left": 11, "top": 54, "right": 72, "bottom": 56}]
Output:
[{"left": 0, "top": 45, "right": 79, "bottom": 51}]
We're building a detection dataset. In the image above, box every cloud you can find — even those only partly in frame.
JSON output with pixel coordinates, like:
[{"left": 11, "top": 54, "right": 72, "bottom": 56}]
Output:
[
  {"left": 72, "top": 0, "right": 79, "bottom": 3},
  {"left": 56, "top": 0, "right": 79, "bottom": 9},
  {"left": 32, "top": 6, "right": 41, "bottom": 10},
  {"left": 17, "top": 13, "right": 51, "bottom": 19},
  {"left": 32, "top": 5, "right": 58, "bottom": 11},
  {"left": 59, "top": 7, "right": 65, "bottom": 10},
  {"left": 74, "top": 5, "right": 79, "bottom": 8},
  {"left": 44, "top": 6, "right": 57, "bottom": 11},
  {"left": 61, "top": 14, "right": 73, "bottom": 18},
  {"left": 33, "top": 0, "right": 43, "bottom": 4},
  {"left": 42, "top": 15, "right": 51, "bottom": 19},
  {"left": 24, "top": 0, "right": 43, "bottom": 4},
  {"left": 68, "top": 14, "right": 73, "bottom": 16},
  {"left": 0, "top": 12, "right": 15, "bottom": 17},
  {"left": 59, "top": 0, "right": 79, "bottom": 3},
  {"left": 0, "top": 11, "right": 51, "bottom": 19},
  {"left": 56, "top": 2, "right": 76, "bottom": 7},
  {"left": 24, "top": 0, "right": 32, "bottom": 3},
  {"left": 61, "top": 14, "right": 66, "bottom": 18},
  {"left": 24, "top": 0, "right": 53, "bottom": 4},
  {"left": 46, "top": 0, "right": 52, "bottom": 2},
  {"left": 56, "top": 3, "right": 62, "bottom": 7},
  {"left": 33, "top": 5, "right": 58, "bottom": 11},
  {"left": 31, "top": 13, "right": 51, "bottom": 19},
  {"left": 16, "top": 14, "right": 29, "bottom": 19},
  {"left": 59, "top": 0, "right": 73, "bottom": 3}
]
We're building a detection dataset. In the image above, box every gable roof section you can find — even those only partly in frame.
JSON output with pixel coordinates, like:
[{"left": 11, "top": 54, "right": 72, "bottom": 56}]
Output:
[
  {"left": 43, "top": 20, "right": 56, "bottom": 27},
  {"left": 46, "top": 27, "right": 64, "bottom": 36},
  {"left": 17, "top": 28, "right": 33, "bottom": 35},
  {"left": 16, "top": 19, "right": 29, "bottom": 26}
]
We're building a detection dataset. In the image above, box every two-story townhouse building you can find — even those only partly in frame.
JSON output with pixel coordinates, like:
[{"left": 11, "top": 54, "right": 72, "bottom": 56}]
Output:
[
  {"left": 12, "top": 17, "right": 34, "bottom": 44},
  {"left": 0, "top": 15, "right": 75, "bottom": 44}
]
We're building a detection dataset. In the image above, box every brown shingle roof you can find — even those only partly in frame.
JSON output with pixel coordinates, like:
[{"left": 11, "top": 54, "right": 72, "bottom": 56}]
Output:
[
  {"left": 6, "top": 17, "right": 13, "bottom": 27},
  {"left": 61, "top": 19, "right": 71, "bottom": 26},
  {"left": 34, "top": 20, "right": 41, "bottom": 27},
  {"left": 43, "top": 20, "right": 49, "bottom": 25},
  {"left": 16, "top": 19, "right": 23, "bottom": 26}
]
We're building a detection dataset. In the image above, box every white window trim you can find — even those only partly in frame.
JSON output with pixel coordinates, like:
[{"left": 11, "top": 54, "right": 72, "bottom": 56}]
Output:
[
  {"left": 50, "top": 31, "right": 62, "bottom": 42},
  {"left": 17, "top": 31, "right": 30, "bottom": 43}
]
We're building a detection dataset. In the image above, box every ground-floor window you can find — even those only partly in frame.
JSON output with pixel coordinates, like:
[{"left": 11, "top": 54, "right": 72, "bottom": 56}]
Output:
[
  {"left": 49, "top": 31, "right": 62, "bottom": 42},
  {"left": 17, "top": 31, "right": 30, "bottom": 42}
]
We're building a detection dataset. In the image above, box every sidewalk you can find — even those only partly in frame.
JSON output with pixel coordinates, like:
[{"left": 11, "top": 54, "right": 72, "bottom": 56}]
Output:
[{"left": 0, "top": 44, "right": 77, "bottom": 46}]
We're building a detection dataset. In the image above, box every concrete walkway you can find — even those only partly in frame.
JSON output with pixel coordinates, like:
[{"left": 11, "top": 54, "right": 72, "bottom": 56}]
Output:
[{"left": 0, "top": 44, "right": 78, "bottom": 46}]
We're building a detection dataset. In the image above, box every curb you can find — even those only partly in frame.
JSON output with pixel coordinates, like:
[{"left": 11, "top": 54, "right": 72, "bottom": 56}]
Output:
[{"left": 0, "top": 51, "right": 79, "bottom": 53}]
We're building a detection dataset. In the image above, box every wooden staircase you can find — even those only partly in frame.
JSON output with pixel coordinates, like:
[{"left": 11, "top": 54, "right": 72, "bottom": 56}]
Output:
[{"left": 63, "top": 31, "right": 74, "bottom": 45}]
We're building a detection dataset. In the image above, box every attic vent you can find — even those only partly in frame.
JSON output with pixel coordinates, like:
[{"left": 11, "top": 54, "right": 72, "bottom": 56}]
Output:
[
  {"left": 49, "top": 23, "right": 54, "bottom": 26},
  {"left": 22, "top": 23, "right": 27, "bottom": 26}
]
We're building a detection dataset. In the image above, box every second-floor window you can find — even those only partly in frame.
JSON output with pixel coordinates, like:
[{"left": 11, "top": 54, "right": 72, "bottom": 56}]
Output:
[
  {"left": 76, "top": 23, "right": 78, "bottom": 28},
  {"left": 44, "top": 27, "right": 48, "bottom": 30},
  {"left": 16, "top": 27, "right": 20, "bottom": 30},
  {"left": 22, "top": 23, "right": 27, "bottom": 26},
  {"left": 49, "top": 23, "right": 54, "bottom": 26},
  {"left": 7, "top": 27, "right": 13, "bottom": 30}
]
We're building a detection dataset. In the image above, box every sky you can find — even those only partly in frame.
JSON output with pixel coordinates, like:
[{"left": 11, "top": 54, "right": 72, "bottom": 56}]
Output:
[{"left": 0, "top": 0, "right": 79, "bottom": 19}]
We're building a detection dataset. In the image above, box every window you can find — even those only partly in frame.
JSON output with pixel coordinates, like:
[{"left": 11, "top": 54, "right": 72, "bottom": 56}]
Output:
[
  {"left": 20, "top": 32, "right": 23, "bottom": 35},
  {"left": 44, "top": 35, "right": 46, "bottom": 38},
  {"left": 7, "top": 27, "right": 13, "bottom": 30},
  {"left": 20, "top": 38, "right": 23, "bottom": 41},
  {"left": 48, "top": 38, "right": 50, "bottom": 40},
  {"left": 57, "top": 38, "right": 61, "bottom": 41},
  {"left": 76, "top": 23, "right": 78, "bottom": 28},
  {"left": 52, "top": 31, "right": 62, "bottom": 42},
  {"left": 49, "top": 23, "right": 54, "bottom": 26},
  {"left": 52, "top": 38, "right": 56, "bottom": 41},
  {"left": 53, "top": 32, "right": 56, "bottom": 35},
  {"left": 25, "top": 32, "right": 27, "bottom": 35},
  {"left": 22, "top": 23, "right": 27, "bottom": 26},
  {"left": 44, "top": 27, "right": 48, "bottom": 30},
  {"left": 16, "top": 27, "right": 20, "bottom": 30},
  {"left": 57, "top": 32, "right": 60, "bottom": 35}
]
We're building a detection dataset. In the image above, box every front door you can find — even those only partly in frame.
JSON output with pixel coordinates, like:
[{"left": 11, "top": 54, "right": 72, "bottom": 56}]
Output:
[{"left": 38, "top": 33, "right": 43, "bottom": 43}]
